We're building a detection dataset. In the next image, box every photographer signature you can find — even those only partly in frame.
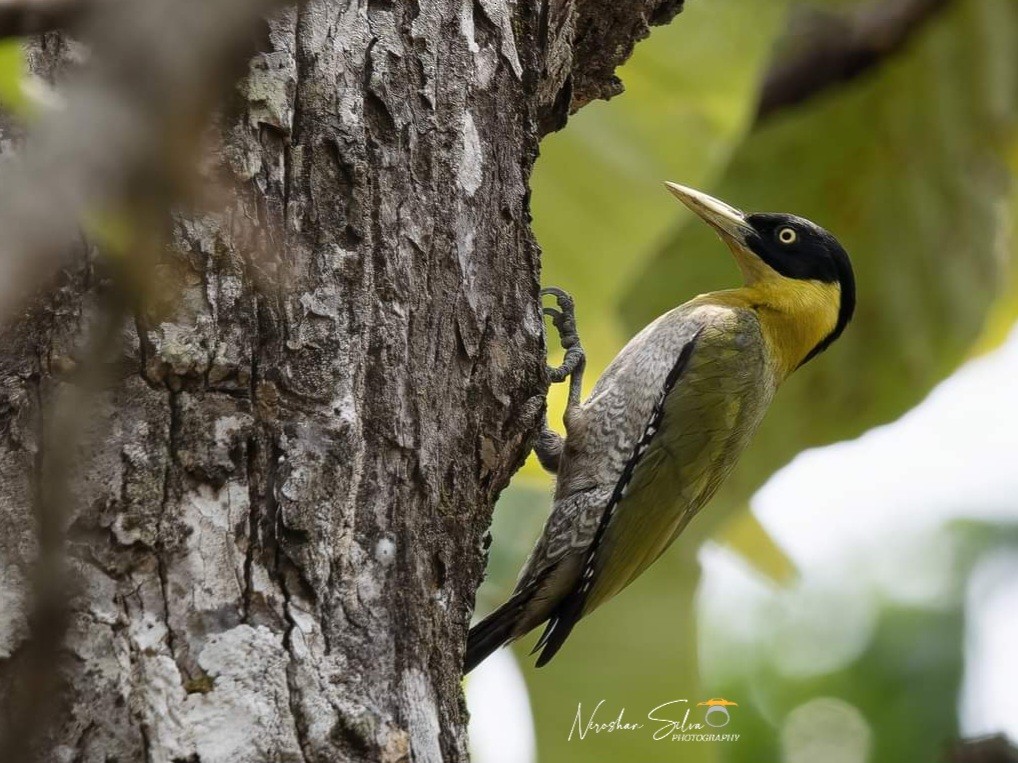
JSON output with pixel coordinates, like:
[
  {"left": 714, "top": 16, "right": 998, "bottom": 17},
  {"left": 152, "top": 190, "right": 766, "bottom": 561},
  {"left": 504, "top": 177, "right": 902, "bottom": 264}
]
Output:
[{"left": 568, "top": 698, "right": 739, "bottom": 742}]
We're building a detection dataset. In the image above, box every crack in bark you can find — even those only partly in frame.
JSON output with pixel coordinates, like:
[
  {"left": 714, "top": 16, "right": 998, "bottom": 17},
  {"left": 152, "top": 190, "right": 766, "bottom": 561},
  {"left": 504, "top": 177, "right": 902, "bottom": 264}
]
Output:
[
  {"left": 156, "top": 388, "right": 184, "bottom": 678},
  {"left": 266, "top": 428, "right": 315, "bottom": 763},
  {"left": 117, "top": 586, "right": 155, "bottom": 763},
  {"left": 241, "top": 434, "right": 259, "bottom": 624},
  {"left": 280, "top": 584, "right": 313, "bottom": 763}
]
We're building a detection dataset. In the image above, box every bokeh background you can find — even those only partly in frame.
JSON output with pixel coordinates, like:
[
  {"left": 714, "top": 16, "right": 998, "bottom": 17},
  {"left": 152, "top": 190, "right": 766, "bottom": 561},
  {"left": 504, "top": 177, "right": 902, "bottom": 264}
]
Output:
[{"left": 467, "top": 0, "right": 1018, "bottom": 760}]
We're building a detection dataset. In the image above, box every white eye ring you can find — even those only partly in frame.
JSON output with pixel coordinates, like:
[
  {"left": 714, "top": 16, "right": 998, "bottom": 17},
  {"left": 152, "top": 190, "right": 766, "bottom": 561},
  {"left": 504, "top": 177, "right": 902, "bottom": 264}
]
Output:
[{"left": 778, "top": 227, "right": 797, "bottom": 245}]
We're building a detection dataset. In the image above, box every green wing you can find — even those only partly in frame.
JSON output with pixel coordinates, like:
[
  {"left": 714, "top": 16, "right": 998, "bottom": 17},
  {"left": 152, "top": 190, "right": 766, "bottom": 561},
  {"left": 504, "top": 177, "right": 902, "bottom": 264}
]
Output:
[{"left": 582, "top": 310, "right": 772, "bottom": 615}]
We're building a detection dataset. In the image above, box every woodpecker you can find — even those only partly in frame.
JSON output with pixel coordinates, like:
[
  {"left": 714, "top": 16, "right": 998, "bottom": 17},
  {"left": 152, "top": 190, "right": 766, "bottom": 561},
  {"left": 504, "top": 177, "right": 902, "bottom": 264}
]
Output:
[{"left": 464, "top": 183, "right": 856, "bottom": 672}]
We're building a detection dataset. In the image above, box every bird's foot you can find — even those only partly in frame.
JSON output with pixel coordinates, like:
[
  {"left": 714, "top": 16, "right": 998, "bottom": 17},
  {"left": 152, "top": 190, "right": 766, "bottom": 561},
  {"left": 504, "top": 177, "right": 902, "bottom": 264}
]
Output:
[{"left": 541, "top": 287, "right": 585, "bottom": 384}]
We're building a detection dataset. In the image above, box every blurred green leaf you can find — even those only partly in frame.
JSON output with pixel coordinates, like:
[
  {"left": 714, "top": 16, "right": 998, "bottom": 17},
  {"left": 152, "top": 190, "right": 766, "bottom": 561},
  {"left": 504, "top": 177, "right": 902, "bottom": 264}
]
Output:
[
  {"left": 708, "top": 521, "right": 1018, "bottom": 762},
  {"left": 0, "top": 40, "right": 28, "bottom": 114},
  {"left": 719, "top": 510, "right": 797, "bottom": 584},
  {"left": 970, "top": 140, "right": 1018, "bottom": 355},
  {"left": 84, "top": 208, "right": 139, "bottom": 258},
  {"left": 720, "top": 604, "right": 965, "bottom": 763}
]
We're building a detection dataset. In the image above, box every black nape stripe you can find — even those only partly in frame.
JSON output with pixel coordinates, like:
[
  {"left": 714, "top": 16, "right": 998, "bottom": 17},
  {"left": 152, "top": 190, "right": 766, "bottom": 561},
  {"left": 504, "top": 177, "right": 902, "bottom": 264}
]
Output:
[
  {"left": 533, "top": 329, "right": 703, "bottom": 666},
  {"left": 799, "top": 253, "right": 856, "bottom": 367}
]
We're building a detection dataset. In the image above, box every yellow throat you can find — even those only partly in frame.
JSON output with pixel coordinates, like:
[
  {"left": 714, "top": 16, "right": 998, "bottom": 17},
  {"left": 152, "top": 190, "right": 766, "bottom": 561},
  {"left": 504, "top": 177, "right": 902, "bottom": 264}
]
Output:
[{"left": 704, "top": 278, "right": 842, "bottom": 381}]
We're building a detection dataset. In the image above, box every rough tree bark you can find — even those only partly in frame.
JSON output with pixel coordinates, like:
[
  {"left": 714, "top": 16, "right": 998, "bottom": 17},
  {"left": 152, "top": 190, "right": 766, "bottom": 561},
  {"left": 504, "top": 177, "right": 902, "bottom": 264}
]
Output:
[{"left": 0, "top": 0, "right": 683, "bottom": 760}]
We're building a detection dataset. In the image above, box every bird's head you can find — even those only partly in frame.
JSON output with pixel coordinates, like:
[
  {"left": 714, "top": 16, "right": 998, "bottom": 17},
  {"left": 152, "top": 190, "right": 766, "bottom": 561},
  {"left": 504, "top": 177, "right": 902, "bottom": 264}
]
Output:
[{"left": 665, "top": 182, "right": 855, "bottom": 365}]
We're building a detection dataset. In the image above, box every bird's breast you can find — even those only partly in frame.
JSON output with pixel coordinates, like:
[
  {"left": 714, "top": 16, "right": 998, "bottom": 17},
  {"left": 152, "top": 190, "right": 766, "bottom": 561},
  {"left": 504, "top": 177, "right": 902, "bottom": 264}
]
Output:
[
  {"left": 654, "top": 321, "right": 775, "bottom": 505},
  {"left": 576, "top": 306, "right": 778, "bottom": 612}
]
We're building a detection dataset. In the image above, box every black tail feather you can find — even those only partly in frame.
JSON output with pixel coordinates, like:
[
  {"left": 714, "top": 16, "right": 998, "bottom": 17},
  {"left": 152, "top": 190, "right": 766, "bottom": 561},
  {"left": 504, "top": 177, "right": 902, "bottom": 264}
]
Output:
[
  {"left": 464, "top": 594, "right": 527, "bottom": 674},
  {"left": 532, "top": 593, "right": 583, "bottom": 667}
]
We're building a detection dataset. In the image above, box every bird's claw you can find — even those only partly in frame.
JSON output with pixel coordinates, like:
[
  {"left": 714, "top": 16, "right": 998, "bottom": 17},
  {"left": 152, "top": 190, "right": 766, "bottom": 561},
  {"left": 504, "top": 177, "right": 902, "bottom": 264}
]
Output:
[
  {"left": 540, "top": 288, "right": 579, "bottom": 349},
  {"left": 541, "top": 287, "right": 584, "bottom": 384}
]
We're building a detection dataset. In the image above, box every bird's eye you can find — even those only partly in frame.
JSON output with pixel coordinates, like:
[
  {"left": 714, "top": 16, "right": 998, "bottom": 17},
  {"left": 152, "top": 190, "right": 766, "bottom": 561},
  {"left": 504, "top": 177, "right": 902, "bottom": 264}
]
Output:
[{"left": 777, "top": 227, "right": 797, "bottom": 245}]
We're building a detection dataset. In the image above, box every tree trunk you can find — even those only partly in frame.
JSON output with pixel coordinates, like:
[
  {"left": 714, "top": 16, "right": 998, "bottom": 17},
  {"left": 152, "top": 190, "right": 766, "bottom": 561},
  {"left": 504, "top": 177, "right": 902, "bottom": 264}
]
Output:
[{"left": 0, "top": 1, "right": 683, "bottom": 760}]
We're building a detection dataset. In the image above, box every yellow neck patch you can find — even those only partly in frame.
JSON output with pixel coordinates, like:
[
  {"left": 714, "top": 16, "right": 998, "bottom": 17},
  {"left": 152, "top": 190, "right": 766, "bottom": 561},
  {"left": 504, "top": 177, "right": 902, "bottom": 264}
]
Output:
[{"left": 703, "top": 279, "right": 842, "bottom": 380}]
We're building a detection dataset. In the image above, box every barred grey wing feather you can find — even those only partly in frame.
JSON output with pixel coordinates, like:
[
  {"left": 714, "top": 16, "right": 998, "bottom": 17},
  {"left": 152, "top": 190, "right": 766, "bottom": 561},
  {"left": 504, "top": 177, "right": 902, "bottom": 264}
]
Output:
[
  {"left": 582, "top": 307, "right": 774, "bottom": 615},
  {"left": 513, "top": 304, "right": 717, "bottom": 597}
]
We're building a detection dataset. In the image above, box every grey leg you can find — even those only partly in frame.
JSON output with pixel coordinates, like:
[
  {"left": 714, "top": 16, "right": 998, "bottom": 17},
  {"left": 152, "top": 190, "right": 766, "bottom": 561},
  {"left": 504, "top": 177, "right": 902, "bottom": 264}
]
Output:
[
  {"left": 541, "top": 286, "right": 585, "bottom": 409},
  {"left": 535, "top": 287, "right": 586, "bottom": 473}
]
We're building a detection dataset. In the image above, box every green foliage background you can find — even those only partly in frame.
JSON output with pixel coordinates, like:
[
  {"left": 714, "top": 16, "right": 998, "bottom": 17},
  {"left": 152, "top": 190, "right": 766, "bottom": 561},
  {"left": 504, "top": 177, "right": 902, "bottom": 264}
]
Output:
[{"left": 477, "top": 0, "right": 1018, "bottom": 760}]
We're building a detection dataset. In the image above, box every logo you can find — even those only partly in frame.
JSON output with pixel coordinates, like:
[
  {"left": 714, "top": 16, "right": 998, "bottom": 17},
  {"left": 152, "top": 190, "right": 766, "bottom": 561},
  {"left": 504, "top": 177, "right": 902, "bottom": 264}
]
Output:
[
  {"left": 568, "top": 697, "right": 741, "bottom": 743},
  {"left": 696, "top": 698, "right": 739, "bottom": 728}
]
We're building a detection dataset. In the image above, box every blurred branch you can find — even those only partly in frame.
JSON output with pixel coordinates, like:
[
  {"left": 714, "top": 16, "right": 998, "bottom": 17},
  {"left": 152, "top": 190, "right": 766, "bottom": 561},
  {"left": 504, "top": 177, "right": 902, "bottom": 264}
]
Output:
[
  {"left": 0, "top": 0, "right": 283, "bottom": 323},
  {"left": 949, "top": 734, "right": 1018, "bottom": 763},
  {"left": 0, "top": 291, "right": 127, "bottom": 763},
  {"left": 0, "top": 0, "right": 94, "bottom": 38},
  {"left": 756, "top": 0, "right": 951, "bottom": 122},
  {"left": 0, "top": 0, "right": 286, "bottom": 756}
]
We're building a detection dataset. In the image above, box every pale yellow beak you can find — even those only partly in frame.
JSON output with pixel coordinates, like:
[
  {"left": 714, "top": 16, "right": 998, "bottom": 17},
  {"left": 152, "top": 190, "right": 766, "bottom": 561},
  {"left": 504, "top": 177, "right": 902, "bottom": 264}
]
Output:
[
  {"left": 665, "top": 182, "right": 772, "bottom": 283},
  {"left": 664, "top": 182, "right": 754, "bottom": 244}
]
